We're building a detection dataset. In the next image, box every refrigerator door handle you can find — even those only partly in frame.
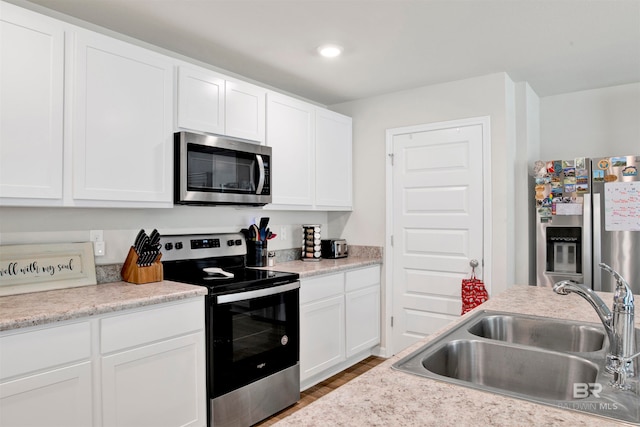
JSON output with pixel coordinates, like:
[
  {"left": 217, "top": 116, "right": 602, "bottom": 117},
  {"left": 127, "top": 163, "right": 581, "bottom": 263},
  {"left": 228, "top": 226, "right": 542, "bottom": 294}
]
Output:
[
  {"left": 591, "top": 192, "right": 602, "bottom": 291},
  {"left": 582, "top": 193, "right": 592, "bottom": 289}
]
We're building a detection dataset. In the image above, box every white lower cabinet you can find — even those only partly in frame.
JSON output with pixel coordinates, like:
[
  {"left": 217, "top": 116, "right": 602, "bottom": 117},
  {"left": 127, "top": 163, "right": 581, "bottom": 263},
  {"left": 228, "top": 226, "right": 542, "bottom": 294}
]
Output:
[
  {"left": 299, "top": 266, "right": 381, "bottom": 389},
  {"left": 0, "top": 362, "right": 93, "bottom": 427},
  {"left": 102, "top": 334, "right": 204, "bottom": 427},
  {"left": 300, "top": 293, "right": 346, "bottom": 380},
  {"left": 0, "top": 297, "right": 206, "bottom": 427}
]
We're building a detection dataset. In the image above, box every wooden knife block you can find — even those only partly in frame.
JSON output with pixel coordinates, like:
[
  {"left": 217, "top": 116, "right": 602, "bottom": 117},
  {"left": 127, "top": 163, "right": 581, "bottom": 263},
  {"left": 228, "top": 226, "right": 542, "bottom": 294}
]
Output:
[{"left": 121, "top": 246, "right": 163, "bottom": 285}]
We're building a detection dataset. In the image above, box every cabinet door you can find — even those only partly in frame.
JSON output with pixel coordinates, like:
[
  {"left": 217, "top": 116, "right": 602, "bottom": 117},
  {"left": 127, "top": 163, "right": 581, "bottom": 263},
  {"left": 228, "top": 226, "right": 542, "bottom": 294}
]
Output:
[
  {"left": 0, "top": 2, "right": 64, "bottom": 203},
  {"left": 345, "top": 285, "right": 380, "bottom": 357},
  {"left": 300, "top": 295, "right": 345, "bottom": 381},
  {"left": 0, "top": 362, "right": 93, "bottom": 427},
  {"left": 101, "top": 333, "right": 206, "bottom": 427},
  {"left": 225, "top": 79, "right": 265, "bottom": 143},
  {"left": 315, "top": 108, "right": 352, "bottom": 209},
  {"left": 72, "top": 29, "right": 174, "bottom": 205},
  {"left": 177, "top": 65, "right": 225, "bottom": 135},
  {"left": 266, "top": 92, "right": 315, "bottom": 207}
]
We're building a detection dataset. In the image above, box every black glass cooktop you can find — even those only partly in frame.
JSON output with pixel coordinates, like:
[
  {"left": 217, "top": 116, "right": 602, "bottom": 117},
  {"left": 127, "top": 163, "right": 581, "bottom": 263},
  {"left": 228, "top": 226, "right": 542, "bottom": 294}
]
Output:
[{"left": 163, "top": 257, "right": 299, "bottom": 296}]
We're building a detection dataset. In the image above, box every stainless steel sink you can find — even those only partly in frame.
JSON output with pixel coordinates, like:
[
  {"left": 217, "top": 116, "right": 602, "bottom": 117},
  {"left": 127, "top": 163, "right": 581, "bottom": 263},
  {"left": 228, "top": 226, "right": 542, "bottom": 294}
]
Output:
[
  {"left": 421, "top": 339, "right": 598, "bottom": 400},
  {"left": 392, "top": 310, "right": 640, "bottom": 425},
  {"left": 467, "top": 313, "right": 605, "bottom": 352}
]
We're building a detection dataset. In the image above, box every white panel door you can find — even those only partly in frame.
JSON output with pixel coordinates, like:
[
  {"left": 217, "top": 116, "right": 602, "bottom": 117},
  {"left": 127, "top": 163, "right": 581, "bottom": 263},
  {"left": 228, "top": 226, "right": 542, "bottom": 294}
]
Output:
[
  {"left": 101, "top": 333, "right": 205, "bottom": 427},
  {"left": 0, "top": 362, "right": 93, "bottom": 427},
  {"left": 266, "top": 92, "right": 315, "bottom": 207},
  {"left": 177, "top": 65, "right": 225, "bottom": 135},
  {"left": 0, "top": 2, "right": 64, "bottom": 202},
  {"left": 315, "top": 108, "right": 352, "bottom": 209},
  {"left": 225, "top": 79, "right": 265, "bottom": 143},
  {"left": 392, "top": 124, "right": 484, "bottom": 352},
  {"left": 72, "top": 29, "right": 173, "bottom": 204}
]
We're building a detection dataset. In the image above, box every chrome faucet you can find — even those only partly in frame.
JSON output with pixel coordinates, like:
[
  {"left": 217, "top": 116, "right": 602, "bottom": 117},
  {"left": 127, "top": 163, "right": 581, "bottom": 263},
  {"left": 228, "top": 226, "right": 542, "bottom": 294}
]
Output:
[{"left": 553, "top": 263, "right": 636, "bottom": 389}]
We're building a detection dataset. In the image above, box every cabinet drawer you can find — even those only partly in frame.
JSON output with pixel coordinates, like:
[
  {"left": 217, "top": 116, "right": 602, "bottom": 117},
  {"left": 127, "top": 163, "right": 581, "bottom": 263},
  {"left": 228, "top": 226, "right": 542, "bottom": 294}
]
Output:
[
  {"left": 300, "top": 273, "right": 344, "bottom": 304},
  {"left": 101, "top": 298, "right": 204, "bottom": 354},
  {"left": 0, "top": 321, "right": 91, "bottom": 380},
  {"left": 345, "top": 265, "right": 381, "bottom": 292}
]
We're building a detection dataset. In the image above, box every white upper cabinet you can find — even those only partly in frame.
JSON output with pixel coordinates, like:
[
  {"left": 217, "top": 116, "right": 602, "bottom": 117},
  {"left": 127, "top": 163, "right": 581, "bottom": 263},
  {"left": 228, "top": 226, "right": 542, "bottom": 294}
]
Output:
[
  {"left": 71, "top": 29, "right": 174, "bottom": 206},
  {"left": 266, "top": 92, "right": 353, "bottom": 210},
  {"left": 177, "top": 65, "right": 225, "bottom": 135},
  {"left": 266, "top": 92, "right": 315, "bottom": 207},
  {"left": 0, "top": 2, "right": 64, "bottom": 204},
  {"left": 315, "top": 108, "right": 352, "bottom": 209},
  {"left": 177, "top": 65, "right": 266, "bottom": 143},
  {"left": 225, "top": 79, "right": 266, "bottom": 142}
]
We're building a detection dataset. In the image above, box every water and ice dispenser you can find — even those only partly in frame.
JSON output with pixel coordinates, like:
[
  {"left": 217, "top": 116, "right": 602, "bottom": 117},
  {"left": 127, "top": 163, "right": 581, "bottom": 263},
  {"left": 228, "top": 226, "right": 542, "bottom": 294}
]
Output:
[{"left": 545, "top": 227, "right": 582, "bottom": 274}]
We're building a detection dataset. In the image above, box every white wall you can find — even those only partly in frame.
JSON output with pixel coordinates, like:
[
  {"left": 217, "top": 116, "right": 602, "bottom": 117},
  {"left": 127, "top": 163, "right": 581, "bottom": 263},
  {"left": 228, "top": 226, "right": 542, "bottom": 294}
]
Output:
[
  {"left": 514, "top": 83, "right": 541, "bottom": 285},
  {"left": 0, "top": 206, "right": 327, "bottom": 265},
  {"left": 540, "top": 82, "right": 640, "bottom": 158}
]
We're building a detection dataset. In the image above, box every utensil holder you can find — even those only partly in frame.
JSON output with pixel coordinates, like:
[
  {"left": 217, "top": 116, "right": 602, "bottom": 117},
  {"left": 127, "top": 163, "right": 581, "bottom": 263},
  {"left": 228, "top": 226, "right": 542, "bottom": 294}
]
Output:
[
  {"left": 121, "top": 246, "right": 163, "bottom": 284},
  {"left": 246, "top": 240, "right": 267, "bottom": 267}
]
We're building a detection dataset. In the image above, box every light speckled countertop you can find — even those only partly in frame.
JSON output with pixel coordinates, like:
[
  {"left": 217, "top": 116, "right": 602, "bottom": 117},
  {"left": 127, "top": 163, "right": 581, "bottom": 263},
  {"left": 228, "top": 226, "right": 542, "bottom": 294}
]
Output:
[
  {"left": 0, "top": 257, "right": 380, "bottom": 332},
  {"left": 0, "top": 280, "right": 207, "bottom": 331},
  {"left": 274, "top": 285, "right": 639, "bottom": 427},
  {"left": 256, "top": 256, "right": 382, "bottom": 278}
]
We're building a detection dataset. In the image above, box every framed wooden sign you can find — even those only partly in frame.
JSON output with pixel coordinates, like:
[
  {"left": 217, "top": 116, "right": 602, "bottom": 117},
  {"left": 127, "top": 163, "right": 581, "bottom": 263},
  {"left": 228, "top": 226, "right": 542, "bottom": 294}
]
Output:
[{"left": 0, "top": 242, "right": 97, "bottom": 296}]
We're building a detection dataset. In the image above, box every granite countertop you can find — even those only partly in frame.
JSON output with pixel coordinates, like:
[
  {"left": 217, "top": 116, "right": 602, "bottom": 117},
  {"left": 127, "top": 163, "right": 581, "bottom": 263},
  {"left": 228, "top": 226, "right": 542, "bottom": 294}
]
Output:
[
  {"left": 0, "top": 280, "right": 207, "bottom": 332},
  {"left": 274, "top": 285, "right": 639, "bottom": 427},
  {"left": 257, "top": 256, "right": 382, "bottom": 279}
]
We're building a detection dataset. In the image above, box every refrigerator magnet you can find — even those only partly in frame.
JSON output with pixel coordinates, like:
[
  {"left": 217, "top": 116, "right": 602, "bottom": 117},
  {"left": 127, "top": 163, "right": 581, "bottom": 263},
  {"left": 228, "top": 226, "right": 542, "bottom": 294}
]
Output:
[
  {"left": 553, "top": 160, "right": 562, "bottom": 173},
  {"left": 593, "top": 170, "right": 605, "bottom": 182},
  {"left": 622, "top": 166, "right": 637, "bottom": 176},
  {"left": 563, "top": 167, "right": 576, "bottom": 177},
  {"left": 611, "top": 157, "right": 627, "bottom": 167},
  {"left": 598, "top": 159, "right": 610, "bottom": 170},
  {"left": 564, "top": 184, "right": 576, "bottom": 193},
  {"left": 577, "top": 184, "right": 589, "bottom": 193},
  {"left": 575, "top": 157, "right": 586, "bottom": 169},
  {"left": 547, "top": 161, "right": 555, "bottom": 173}
]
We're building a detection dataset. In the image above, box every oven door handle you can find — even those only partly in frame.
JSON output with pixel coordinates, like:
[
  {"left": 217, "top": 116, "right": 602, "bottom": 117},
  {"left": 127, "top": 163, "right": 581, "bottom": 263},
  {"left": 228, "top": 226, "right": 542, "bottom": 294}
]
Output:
[
  {"left": 256, "top": 155, "right": 265, "bottom": 195},
  {"left": 216, "top": 281, "right": 300, "bottom": 304}
]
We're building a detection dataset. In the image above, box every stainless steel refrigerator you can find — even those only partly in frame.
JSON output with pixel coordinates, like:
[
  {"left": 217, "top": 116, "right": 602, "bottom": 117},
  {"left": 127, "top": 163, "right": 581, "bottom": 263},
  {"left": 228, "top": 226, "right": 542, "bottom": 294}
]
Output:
[{"left": 533, "top": 155, "right": 639, "bottom": 294}]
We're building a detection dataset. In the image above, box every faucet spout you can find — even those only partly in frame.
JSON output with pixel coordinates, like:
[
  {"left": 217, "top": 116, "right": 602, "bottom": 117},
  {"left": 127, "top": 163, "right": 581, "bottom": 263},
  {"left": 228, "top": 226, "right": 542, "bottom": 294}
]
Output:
[{"left": 552, "top": 280, "right": 613, "bottom": 334}]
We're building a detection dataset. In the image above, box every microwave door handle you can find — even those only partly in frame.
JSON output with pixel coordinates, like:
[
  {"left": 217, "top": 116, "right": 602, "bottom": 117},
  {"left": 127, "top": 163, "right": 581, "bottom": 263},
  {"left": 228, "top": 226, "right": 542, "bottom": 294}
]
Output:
[{"left": 256, "top": 155, "right": 265, "bottom": 195}]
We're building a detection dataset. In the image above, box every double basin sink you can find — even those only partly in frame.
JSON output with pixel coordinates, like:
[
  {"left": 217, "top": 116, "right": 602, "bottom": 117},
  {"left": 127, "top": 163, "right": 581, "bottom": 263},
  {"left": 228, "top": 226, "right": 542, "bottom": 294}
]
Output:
[{"left": 392, "top": 310, "right": 640, "bottom": 425}]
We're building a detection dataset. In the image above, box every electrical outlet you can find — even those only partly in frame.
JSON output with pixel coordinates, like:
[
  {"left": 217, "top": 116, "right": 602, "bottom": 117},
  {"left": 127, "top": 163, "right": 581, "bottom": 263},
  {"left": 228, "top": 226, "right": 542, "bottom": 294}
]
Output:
[
  {"left": 94, "top": 241, "right": 106, "bottom": 256},
  {"left": 90, "top": 230, "right": 105, "bottom": 256}
]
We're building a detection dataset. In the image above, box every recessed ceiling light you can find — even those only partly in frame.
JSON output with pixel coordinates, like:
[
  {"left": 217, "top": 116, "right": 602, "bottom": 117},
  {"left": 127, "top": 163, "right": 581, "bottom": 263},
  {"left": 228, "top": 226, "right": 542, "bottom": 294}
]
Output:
[{"left": 317, "top": 44, "right": 343, "bottom": 58}]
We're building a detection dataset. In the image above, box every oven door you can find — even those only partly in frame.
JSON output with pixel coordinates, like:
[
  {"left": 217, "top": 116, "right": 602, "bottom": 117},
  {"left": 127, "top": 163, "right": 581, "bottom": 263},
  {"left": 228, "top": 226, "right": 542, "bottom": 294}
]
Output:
[
  {"left": 209, "top": 282, "right": 299, "bottom": 398},
  {"left": 175, "top": 131, "right": 271, "bottom": 205}
]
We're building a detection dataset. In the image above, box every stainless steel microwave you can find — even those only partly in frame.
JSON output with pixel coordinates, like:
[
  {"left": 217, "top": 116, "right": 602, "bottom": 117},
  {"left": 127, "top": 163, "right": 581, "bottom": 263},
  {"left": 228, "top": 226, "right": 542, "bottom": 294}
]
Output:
[{"left": 174, "top": 131, "right": 272, "bottom": 205}]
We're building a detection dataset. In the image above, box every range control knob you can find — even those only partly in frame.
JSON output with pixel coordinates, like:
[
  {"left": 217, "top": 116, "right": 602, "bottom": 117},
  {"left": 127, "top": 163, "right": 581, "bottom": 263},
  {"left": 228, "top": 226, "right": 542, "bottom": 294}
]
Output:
[
  {"left": 227, "top": 240, "right": 235, "bottom": 246},
  {"left": 175, "top": 242, "right": 183, "bottom": 250},
  {"left": 164, "top": 242, "right": 174, "bottom": 250}
]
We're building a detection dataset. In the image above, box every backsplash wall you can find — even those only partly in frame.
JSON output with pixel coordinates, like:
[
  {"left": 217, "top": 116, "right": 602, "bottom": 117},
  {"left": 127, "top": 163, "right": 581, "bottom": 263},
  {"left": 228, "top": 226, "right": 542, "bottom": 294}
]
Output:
[{"left": 0, "top": 206, "right": 331, "bottom": 265}]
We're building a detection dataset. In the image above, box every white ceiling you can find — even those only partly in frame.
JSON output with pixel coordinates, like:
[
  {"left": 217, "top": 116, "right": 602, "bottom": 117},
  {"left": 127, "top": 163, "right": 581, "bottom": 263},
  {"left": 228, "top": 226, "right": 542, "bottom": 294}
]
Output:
[{"left": 23, "top": 0, "right": 640, "bottom": 106}]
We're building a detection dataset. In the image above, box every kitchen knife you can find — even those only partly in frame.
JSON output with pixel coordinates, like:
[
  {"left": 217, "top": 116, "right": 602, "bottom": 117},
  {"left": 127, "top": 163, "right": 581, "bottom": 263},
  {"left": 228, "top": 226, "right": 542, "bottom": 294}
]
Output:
[
  {"left": 133, "top": 229, "right": 146, "bottom": 254},
  {"left": 149, "top": 229, "right": 160, "bottom": 247}
]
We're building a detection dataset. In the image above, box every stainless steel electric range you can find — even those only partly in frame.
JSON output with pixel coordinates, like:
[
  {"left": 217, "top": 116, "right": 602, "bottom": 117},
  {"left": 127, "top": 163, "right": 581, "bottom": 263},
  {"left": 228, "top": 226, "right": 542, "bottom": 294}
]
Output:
[{"left": 160, "top": 232, "right": 300, "bottom": 427}]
